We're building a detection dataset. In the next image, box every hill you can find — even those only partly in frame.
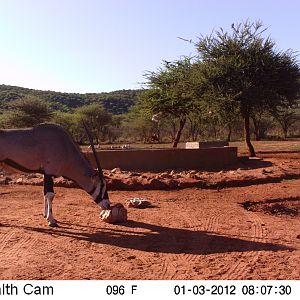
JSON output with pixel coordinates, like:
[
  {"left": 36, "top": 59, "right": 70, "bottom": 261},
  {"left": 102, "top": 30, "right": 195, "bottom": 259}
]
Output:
[{"left": 0, "top": 84, "right": 141, "bottom": 114}]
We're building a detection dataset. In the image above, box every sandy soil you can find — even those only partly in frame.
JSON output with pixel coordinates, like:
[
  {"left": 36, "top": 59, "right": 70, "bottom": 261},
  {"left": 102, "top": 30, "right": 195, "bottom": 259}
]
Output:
[{"left": 0, "top": 153, "right": 299, "bottom": 280}]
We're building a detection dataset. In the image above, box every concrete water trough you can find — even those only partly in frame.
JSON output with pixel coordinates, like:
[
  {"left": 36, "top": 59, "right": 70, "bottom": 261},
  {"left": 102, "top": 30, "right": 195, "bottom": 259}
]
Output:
[
  {"left": 84, "top": 146, "right": 238, "bottom": 171},
  {"left": 185, "top": 141, "right": 229, "bottom": 149}
]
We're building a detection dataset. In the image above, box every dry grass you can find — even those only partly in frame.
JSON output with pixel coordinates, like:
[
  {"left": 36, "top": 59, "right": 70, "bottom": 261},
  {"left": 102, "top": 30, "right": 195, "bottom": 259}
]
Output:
[
  {"left": 230, "top": 140, "right": 300, "bottom": 154},
  {"left": 82, "top": 139, "right": 300, "bottom": 153}
]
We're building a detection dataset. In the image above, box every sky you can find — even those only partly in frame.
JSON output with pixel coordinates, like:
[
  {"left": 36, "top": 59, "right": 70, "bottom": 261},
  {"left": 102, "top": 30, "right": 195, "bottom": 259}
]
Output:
[{"left": 0, "top": 0, "right": 300, "bottom": 93}]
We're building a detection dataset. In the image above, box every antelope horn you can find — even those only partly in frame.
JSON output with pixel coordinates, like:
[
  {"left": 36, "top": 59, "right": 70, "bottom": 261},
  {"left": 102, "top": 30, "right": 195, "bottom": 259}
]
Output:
[{"left": 82, "top": 120, "right": 104, "bottom": 178}]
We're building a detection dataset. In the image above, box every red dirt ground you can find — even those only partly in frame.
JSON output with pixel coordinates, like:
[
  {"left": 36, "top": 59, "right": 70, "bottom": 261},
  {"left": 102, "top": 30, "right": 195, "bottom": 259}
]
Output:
[{"left": 0, "top": 153, "right": 299, "bottom": 280}]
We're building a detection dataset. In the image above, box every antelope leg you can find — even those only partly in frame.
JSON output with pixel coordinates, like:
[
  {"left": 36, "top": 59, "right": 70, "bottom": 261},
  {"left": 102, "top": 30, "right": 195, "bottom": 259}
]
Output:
[
  {"left": 45, "top": 192, "right": 57, "bottom": 227},
  {"left": 43, "top": 175, "right": 57, "bottom": 227}
]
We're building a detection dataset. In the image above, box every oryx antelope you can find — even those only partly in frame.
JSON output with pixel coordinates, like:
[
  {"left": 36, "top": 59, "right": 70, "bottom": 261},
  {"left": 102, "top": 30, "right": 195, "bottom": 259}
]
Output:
[{"left": 0, "top": 123, "right": 110, "bottom": 227}]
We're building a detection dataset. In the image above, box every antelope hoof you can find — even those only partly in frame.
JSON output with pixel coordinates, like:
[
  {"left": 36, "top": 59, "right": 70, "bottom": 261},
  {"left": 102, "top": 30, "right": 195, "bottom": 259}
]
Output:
[{"left": 48, "top": 221, "right": 58, "bottom": 227}]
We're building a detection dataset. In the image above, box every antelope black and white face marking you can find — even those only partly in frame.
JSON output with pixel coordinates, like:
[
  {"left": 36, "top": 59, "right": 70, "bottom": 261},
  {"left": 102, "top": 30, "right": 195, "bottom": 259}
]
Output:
[{"left": 89, "top": 177, "right": 110, "bottom": 209}]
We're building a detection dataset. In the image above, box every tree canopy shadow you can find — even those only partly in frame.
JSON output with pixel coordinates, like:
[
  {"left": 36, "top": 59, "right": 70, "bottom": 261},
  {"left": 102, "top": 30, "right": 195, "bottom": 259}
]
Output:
[
  {"left": 4, "top": 220, "right": 294, "bottom": 255},
  {"left": 241, "top": 196, "right": 300, "bottom": 217},
  {"left": 227, "top": 156, "right": 273, "bottom": 171}
]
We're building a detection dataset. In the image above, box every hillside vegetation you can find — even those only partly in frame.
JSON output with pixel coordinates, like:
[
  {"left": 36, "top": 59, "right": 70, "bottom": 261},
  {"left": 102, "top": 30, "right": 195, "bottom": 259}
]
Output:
[{"left": 0, "top": 84, "right": 139, "bottom": 114}]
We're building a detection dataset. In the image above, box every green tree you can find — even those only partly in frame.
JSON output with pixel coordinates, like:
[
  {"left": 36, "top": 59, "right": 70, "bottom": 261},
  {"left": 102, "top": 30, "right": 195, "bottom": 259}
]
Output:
[
  {"left": 271, "top": 105, "right": 300, "bottom": 138},
  {"left": 106, "top": 114, "right": 126, "bottom": 143},
  {"left": 143, "top": 57, "right": 201, "bottom": 147},
  {"left": 2, "top": 96, "right": 52, "bottom": 128},
  {"left": 250, "top": 109, "right": 272, "bottom": 141},
  {"left": 186, "top": 105, "right": 216, "bottom": 141},
  {"left": 196, "top": 21, "right": 300, "bottom": 156},
  {"left": 75, "top": 103, "right": 112, "bottom": 144},
  {"left": 123, "top": 104, "right": 155, "bottom": 143}
]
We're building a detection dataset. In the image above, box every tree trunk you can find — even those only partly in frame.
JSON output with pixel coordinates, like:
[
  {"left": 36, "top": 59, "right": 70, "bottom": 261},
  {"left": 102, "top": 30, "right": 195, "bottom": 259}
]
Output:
[
  {"left": 283, "top": 127, "right": 288, "bottom": 139},
  {"left": 212, "top": 125, "right": 217, "bottom": 139},
  {"left": 244, "top": 114, "right": 256, "bottom": 157},
  {"left": 188, "top": 117, "right": 199, "bottom": 142},
  {"left": 173, "top": 118, "right": 186, "bottom": 148},
  {"left": 227, "top": 124, "right": 232, "bottom": 142},
  {"left": 191, "top": 124, "right": 198, "bottom": 141},
  {"left": 252, "top": 119, "right": 260, "bottom": 141},
  {"left": 251, "top": 114, "right": 264, "bottom": 141}
]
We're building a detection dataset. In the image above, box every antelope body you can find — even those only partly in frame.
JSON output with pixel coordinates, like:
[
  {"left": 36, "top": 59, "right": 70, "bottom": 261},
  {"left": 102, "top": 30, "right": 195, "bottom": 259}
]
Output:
[{"left": 0, "top": 123, "right": 110, "bottom": 226}]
